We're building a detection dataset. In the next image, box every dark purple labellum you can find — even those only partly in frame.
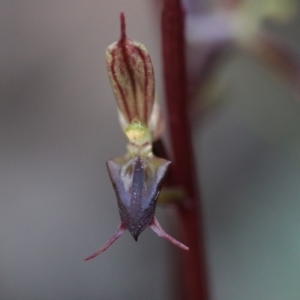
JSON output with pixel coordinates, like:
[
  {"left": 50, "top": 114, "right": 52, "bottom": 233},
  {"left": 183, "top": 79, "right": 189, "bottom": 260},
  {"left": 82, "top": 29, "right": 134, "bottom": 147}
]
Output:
[
  {"left": 84, "top": 154, "right": 189, "bottom": 261},
  {"left": 107, "top": 155, "right": 170, "bottom": 240}
]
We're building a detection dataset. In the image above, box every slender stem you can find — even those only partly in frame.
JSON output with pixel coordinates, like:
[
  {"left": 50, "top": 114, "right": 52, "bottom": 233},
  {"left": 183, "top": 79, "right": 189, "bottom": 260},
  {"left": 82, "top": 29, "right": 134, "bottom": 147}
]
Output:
[{"left": 161, "top": 1, "right": 210, "bottom": 299}]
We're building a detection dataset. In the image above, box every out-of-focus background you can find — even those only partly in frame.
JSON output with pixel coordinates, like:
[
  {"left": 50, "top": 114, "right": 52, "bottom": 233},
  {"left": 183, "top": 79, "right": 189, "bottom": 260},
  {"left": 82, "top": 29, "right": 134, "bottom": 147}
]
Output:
[{"left": 1, "top": 1, "right": 300, "bottom": 300}]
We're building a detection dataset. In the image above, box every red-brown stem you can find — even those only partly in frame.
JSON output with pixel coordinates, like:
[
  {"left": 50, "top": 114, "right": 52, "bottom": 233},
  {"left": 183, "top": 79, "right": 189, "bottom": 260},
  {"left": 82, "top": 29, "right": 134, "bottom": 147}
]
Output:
[{"left": 161, "top": 1, "right": 210, "bottom": 300}]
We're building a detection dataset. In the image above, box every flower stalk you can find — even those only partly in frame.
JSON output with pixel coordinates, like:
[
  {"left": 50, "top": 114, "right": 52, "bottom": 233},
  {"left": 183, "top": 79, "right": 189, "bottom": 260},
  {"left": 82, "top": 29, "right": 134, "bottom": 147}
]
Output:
[{"left": 161, "top": 0, "right": 210, "bottom": 299}]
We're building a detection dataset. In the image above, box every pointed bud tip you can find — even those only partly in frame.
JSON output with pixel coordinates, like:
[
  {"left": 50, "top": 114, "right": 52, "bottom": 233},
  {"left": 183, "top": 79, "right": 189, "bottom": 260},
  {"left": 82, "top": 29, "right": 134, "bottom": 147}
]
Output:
[{"left": 120, "top": 12, "right": 126, "bottom": 40}]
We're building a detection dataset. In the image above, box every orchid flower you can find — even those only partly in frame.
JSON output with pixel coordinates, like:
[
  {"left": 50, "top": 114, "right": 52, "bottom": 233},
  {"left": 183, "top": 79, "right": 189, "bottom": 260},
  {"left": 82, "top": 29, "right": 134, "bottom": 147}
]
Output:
[
  {"left": 187, "top": 0, "right": 297, "bottom": 45},
  {"left": 84, "top": 13, "right": 188, "bottom": 261},
  {"left": 185, "top": 0, "right": 299, "bottom": 115}
]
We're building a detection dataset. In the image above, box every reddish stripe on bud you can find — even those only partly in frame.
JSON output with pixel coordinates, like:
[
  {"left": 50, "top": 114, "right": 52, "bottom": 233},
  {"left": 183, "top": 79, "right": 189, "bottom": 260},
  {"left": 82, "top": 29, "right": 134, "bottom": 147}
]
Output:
[{"left": 106, "top": 13, "right": 155, "bottom": 125}]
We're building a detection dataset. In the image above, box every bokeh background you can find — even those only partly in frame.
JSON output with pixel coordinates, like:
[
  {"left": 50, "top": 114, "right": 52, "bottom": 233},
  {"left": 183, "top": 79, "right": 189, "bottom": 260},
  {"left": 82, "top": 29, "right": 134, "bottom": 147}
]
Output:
[{"left": 1, "top": 1, "right": 300, "bottom": 299}]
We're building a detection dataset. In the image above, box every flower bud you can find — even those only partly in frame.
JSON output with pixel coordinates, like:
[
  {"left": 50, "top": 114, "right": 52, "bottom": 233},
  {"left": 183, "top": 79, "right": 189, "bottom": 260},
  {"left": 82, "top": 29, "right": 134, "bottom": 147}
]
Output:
[{"left": 106, "top": 13, "right": 155, "bottom": 126}]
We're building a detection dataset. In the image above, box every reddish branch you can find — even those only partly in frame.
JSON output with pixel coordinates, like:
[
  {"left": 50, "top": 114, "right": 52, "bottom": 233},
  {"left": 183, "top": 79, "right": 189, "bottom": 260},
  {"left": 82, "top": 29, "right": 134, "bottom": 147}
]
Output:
[
  {"left": 161, "top": 0, "right": 210, "bottom": 299},
  {"left": 249, "top": 34, "right": 300, "bottom": 95}
]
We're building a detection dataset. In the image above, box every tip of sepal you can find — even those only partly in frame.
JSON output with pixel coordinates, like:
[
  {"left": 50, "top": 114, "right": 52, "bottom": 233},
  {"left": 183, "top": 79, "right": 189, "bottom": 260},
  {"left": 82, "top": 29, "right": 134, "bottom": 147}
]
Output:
[
  {"left": 120, "top": 12, "right": 126, "bottom": 40},
  {"left": 84, "top": 222, "right": 126, "bottom": 261},
  {"left": 150, "top": 217, "right": 189, "bottom": 251}
]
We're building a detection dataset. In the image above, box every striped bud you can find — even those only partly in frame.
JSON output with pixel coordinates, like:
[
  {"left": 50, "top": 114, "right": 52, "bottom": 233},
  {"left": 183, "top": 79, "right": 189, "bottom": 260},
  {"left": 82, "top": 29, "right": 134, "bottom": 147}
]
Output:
[{"left": 106, "top": 13, "right": 155, "bottom": 126}]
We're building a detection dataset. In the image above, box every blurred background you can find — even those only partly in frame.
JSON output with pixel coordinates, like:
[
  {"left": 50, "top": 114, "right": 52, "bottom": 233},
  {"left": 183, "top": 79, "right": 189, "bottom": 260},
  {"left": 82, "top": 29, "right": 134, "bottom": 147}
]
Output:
[{"left": 1, "top": 1, "right": 300, "bottom": 299}]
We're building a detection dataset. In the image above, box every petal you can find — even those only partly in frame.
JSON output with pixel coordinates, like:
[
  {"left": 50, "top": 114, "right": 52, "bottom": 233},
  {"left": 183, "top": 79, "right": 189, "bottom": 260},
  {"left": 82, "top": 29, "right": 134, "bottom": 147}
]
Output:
[
  {"left": 84, "top": 222, "right": 126, "bottom": 261},
  {"left": 150, "top": 217, "right": 189, "bottom": 251}
]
